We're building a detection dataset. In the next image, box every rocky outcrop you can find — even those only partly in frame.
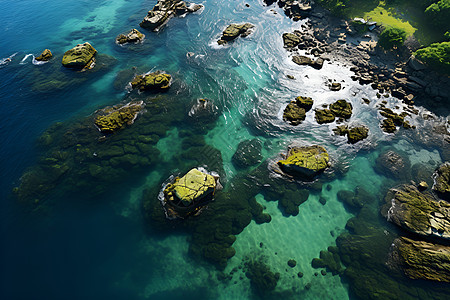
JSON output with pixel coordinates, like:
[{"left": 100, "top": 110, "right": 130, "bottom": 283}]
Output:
[
  {"left": 217, "top": 23, "right": 254, "bottom": 45},
  {"left": 433, "top": 162, "right": 450, "bottom": 201},
  {"left": 140, "top": 0, "right": 203, "bottom": 31},
  {"left": 378, "top": 106, "right": 414, "bottom": 133},
  {"left": 334, "top": 125, "right": 369, "bottom": 144},
  {"left": 62, "top": 42, "right": 97, "bottom": 70},
  {"left": 330, "top": 99, "right": 352, "bottom": 119},
  {"left": 116, "top": 29, "right": 145, "bottom": 44},
  {"left": 390, "top": 237, "right": 450, "bottom": 282},
  {"left": 130, "top": 71, "right": 171, "bottom": 91},
  {"left": 162, "top": 168, "right": 219, "bottom": 219},
  {"left": 265, "top": 0, "right": 311, "bottom": 21},
  {"left": 292, "top": 55, "right": 324, "bottom": 69},
  {"left": 35, "top": 49, "right": 52, "bottom": 61},
  {"left": 277, "top": 145, "right": 330, "bottom": 179},
  {"left": 282, "top": 33, "right": 300, "bottom": 48},
  {"left": 315, "top": 108, "right": 335, "bottom": 124},
  {"left": 94, "top": 101, "right": 144, "bottom": 134},
  {"left": 382, "top": 184, "right": 450, "bottom": 241},
  {"left": 282, "top": 96, "right": 314, "bottom": 125},
  {"left": 232, "top": 139, "right": 262, "bottom": 168}
]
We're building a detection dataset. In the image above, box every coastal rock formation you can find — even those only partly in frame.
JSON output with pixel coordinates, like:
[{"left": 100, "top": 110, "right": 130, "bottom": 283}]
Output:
[
  {"left": 62, "top": 42, "right": 97, "bottom": 70},
  {"left": 382, "top": 184, "right": 450, "bottom": 241},
  {"left": 378, "top": 106, "right": 413, "bottom": 133},
  {"left": 265, "top": 0, "right": 311, "bottom": 21},
  {"left": 347, "top": 126, "right": 369, "bottom": 144},
  {"left": 277, "top": 145, "right": 330, "bottom": 179},
  {"left": 243, "top": 257, "right": 280, "bottom": 295},
  {"left": 282, "top": 33, "right": 300, "bottom": 48},
  {"left": 162, "top": 168, "right": 219, "bottom": 219},
  {"left": 35, "top": 49, "right": 52, "bottom": 61},
  {"left": 390, "top": 237, "right": 450, "bottom": 282},
  {"left": 282, "top": 96, "right": 313, "bottom": 125},
  {"left": 130, "top": 71, "right": 171, "bottom": 91},
  {"left": 116, "top": 29, "right": 145, "bottom": 44},
  {"left": 140, "top": 0, "right": 203, "bottom": 31},
  {"left": 334, "top": 125, "right": 369, "bottom": 144},
  {"left": 315, "top": 108, "right": 335, "bottom": 124},
  {"left": 232, "top": 139, "right": 262, "bottom": 168},
  {"left": 433, "top": 162, "right": 450, "bottom": 201},
  {"left": 217, "top": 23, "right": 254, "bottom": 45},
  {"left": 330, "top": 99, "right": 352, "bottom": 119},
  {"left": 94, "top": 101, "right": 144, "bottom": 134}
]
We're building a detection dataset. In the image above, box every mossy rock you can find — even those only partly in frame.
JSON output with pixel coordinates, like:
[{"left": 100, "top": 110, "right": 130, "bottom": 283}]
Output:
[
  {"left": 35, "top": 49, "right": 52, "bottom": 61},
  {"left": 283, "top": 101, "right": 306, "bottom": 125},
  {"left": 433, "top": 162, "right": 450, "bottom": 201},
  {"left": 116, "top": 28, "right": 145, "bottom": 44},
  {"left": 94, "top": 101, "right": 144, "bottom": 134},
  {"left": 347, "top": 126, "right": 369, "bottom": 144},
  {"left": 62, "top": 42, "right": 97, "bottom": 69},
  {"left": 232, "top": 139, "right": 262, "bottom": 168},
  {"left": 392, "top": 237, "right": 450, "bottom": 282},
  {"left": 381, "top": 118, "right": 397, "bottom": 133},
  {"left": 381, "top": 184, "right": 450, "bottom": 241},
  {"left": 295, "top": 96, "right": 314, "bottom": 111},
  {"left": 330, "top": 100, "right": 352, "bottom": 119},
  {"left": 131, "top": 71, "right": 171, "bottom": 91},
  {"left": 277, "top": 145, "right": 330, "bottom": 179},
  {"left": 279, "top": 188, "right": 309, "bottom": 216},
  {"left": 311, "top": 248, "right": 343, "bottom": 275},
  {"left": 218, "top": 23, "right": 254, "bottom": 44},
  {"left": 315, "top": 108, "right": 335, "bottom": 124}
]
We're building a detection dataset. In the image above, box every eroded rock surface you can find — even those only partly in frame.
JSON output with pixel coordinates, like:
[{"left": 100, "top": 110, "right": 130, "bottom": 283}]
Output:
[
  {"left": 130, "top": 71, "right": 171, "bottom": 91},
  {"left": 62, "top": 42, "right": 97, "bottom": 70},
  {"left": 433, "top": 162, "right": 450, "bottom": 201},
  {"left": 116, "top": 29, "right": 145, "bottom": 44},
  {"left": 382, "top": 184, "right": 450, "bottom": 241},
  {"left": 277, "top": 145, "right": 330, "bottom": 179},
  {"left": 94, "top": 101, "right": 144, "bottom": 134},
  {"left": 218, "top": 23, "right": 254, "bottom": 45}
]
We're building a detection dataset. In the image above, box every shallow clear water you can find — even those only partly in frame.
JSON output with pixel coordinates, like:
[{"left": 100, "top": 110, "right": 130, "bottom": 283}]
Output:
[{"left": 0, "top": 1, "right": 449, "bottom": 299}]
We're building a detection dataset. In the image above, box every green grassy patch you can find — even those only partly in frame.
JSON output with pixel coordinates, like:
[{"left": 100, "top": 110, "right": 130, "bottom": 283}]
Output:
[{"left": 362, "top": 6, "right": 417, "bottom": 36}]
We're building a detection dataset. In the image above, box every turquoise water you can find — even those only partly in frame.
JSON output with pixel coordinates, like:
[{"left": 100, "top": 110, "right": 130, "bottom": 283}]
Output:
[{"left": 0, "top": 1, "right": 449, "bottom": 299}]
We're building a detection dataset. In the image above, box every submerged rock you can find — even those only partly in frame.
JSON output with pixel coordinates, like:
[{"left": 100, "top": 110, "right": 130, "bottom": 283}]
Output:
[
  {"left": 62, "top": 42, "right": 97, "bottom": 70},
  {"left": 277, "top": 145, "right": 330, "bottom": 179},
  {"left": 162, "top": 168, "right": 219, "bottom": 219},
  {"left": 130, "top": 71, "right": 171, "bottom": 91},
  {"left": 35, "top": 49, "right": 52, "bottom": 61},
  {"left": 244, "top": 257, "right": 280, "bottom": 295},
  {"left": 391, "top": 237, "right": 450, "bottom": 282},
  {"left": 217, "top": 23, "right": 254, "bottom": 45},
  {"left": 330, "top": 100, "right": 352, "bottom": 119},
  {"left": 94, "top": 101, "right": 144, "bottom": 134},
  {"left": 116, "top": 29, "right": 145, "bottom": 44},
  {"left": 232, "top": 139, "right": 262, "bottom": 168},
  {"left": 140, "top": 0, "right": 203, "bottom": 31},
  {"left": 375, "top": 149, "right": 411, "bottom": 181},
  {"left": 433, "top": 162, "right": 450, "bottom": 201},
  {"left": 382, "top": 184, "right": 450, "bottom": 241}
]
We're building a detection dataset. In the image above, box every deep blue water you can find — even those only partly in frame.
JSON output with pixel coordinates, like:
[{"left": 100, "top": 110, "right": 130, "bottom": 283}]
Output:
[{"left": 1, "top": 1, "right": 449, "bottom": 299}]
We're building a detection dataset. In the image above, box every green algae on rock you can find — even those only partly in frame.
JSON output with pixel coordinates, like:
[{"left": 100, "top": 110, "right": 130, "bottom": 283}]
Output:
[
  {"left": 116, "top": 29, "right": 145, "bottom": 44},
  {"left": 391, "top": 237, "right": 450, "bottom": 282},
  {"left": 61, "top": 42, "right": 97, "bottom": 70},
  {"left": 381, "top": 184, "right": 450, "bottom": 241},
  {"left": 333, "top": 125, "right": 369, "bottom": 144},
  {"left": 131, "top": 71, "right": 171, "bottom": 91},
  {"left": 330, "top": 99, "right": 352, "bottom": 119},
  {"left": 283, "top": 96, "right": 314, "bottom": 125},
  {"left": 433, "top": 162, "right": 450, "bottom": 201},
  {"left": 162, "top": 168, "right": 219, "bottom": 219},
  {"left": 140, "top": 0, "right": 203, "bottom": 31},
  {"left": 311, "top": 246, "right": 343, "bottom": 275},
  {"left": 277, "top": 145, "right": 330, "bottom": 179},
  {"left": 35, "top": 49, "right": 52, "bottom": 61},
  {"left": 217, "top": 23, "right": 254, "bottom": 45},
  {"left": 315, "top": 108, "right": 335, "bottom": 124},
  {"left": 94, "top": 101, "right": 144, "bottom": 134}
]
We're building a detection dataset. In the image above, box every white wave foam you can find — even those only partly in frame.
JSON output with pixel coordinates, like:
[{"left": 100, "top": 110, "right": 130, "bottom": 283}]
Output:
[{"left": 0, "top": 52, "right": 18, "bottom": 65}]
